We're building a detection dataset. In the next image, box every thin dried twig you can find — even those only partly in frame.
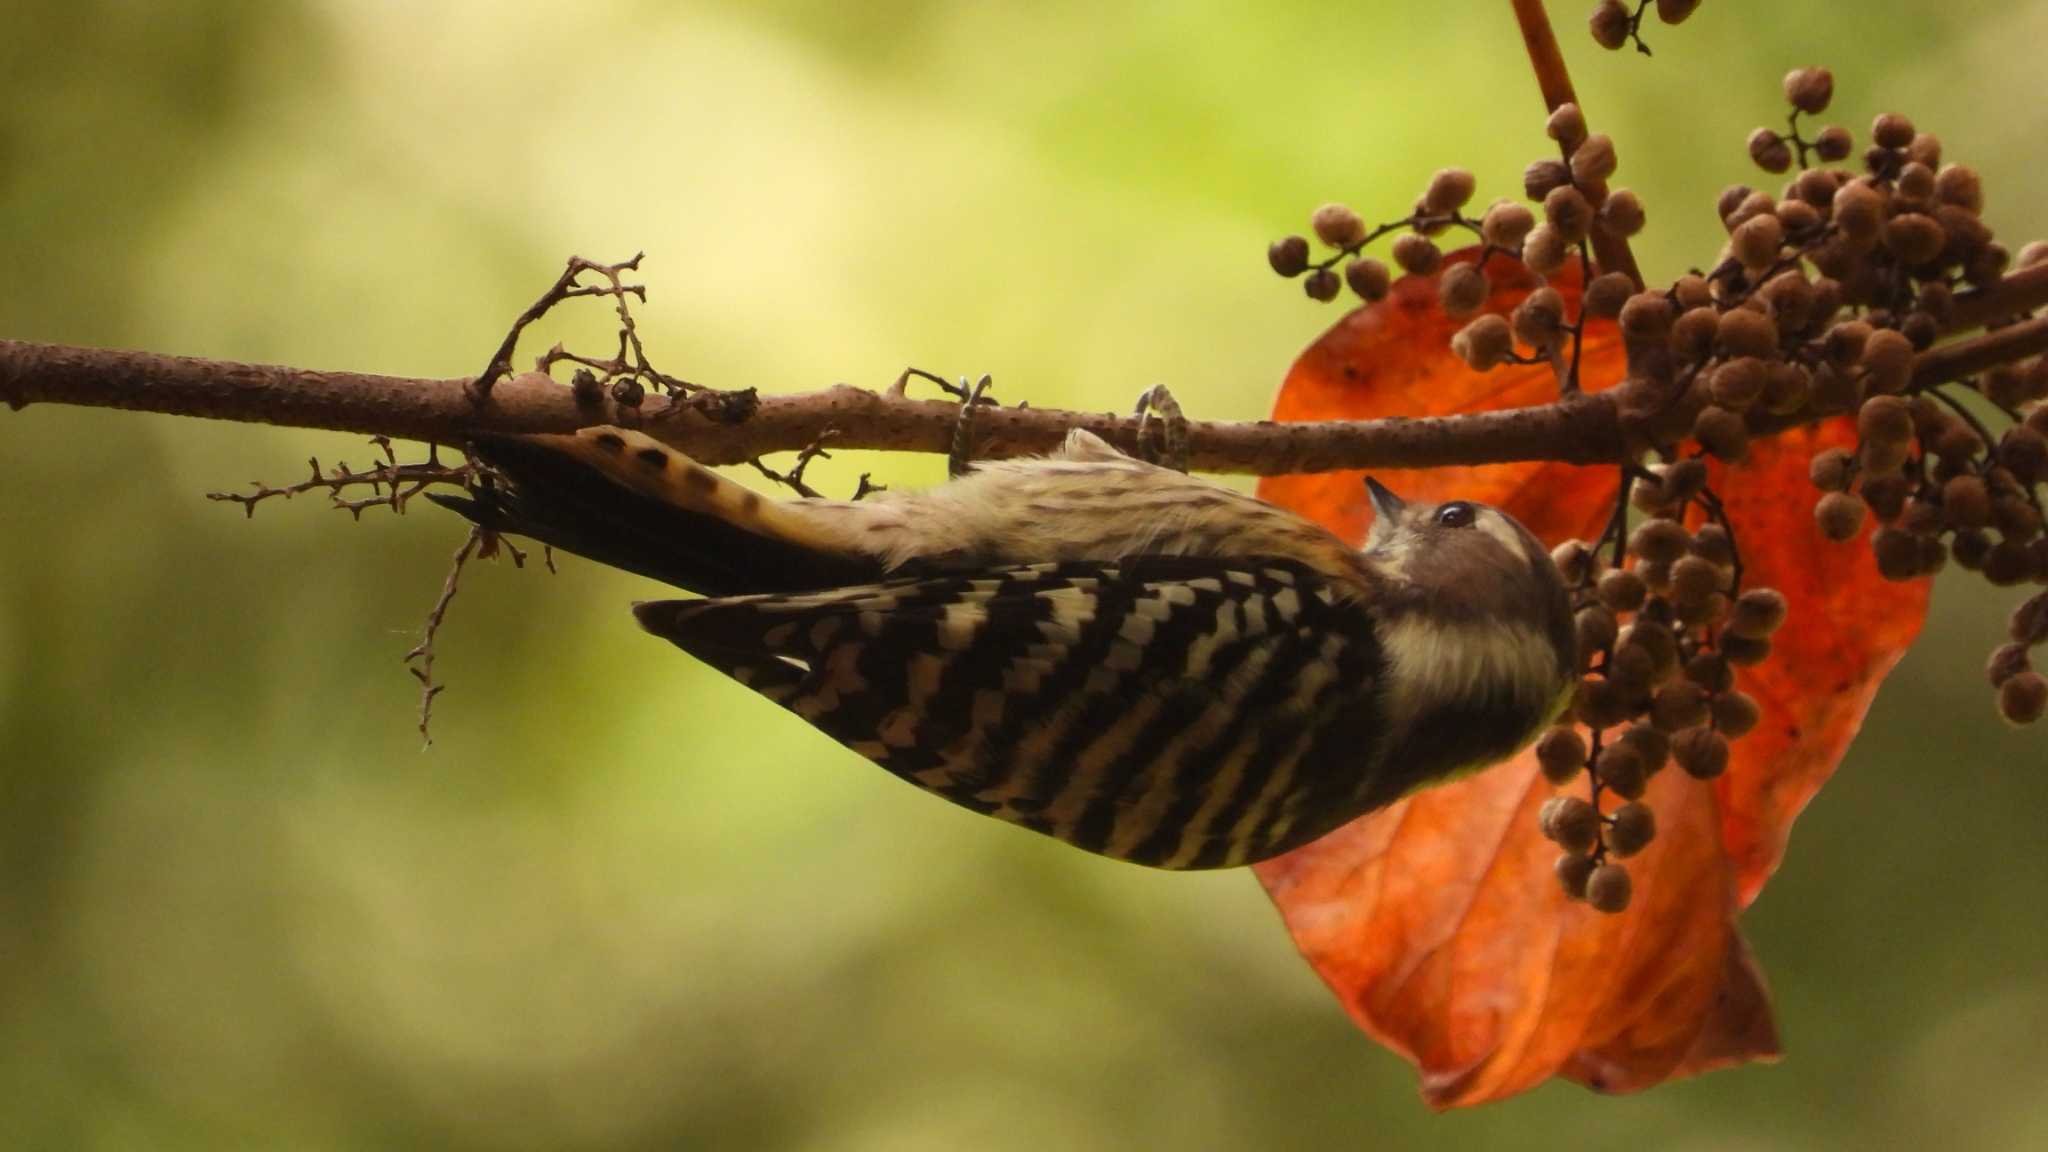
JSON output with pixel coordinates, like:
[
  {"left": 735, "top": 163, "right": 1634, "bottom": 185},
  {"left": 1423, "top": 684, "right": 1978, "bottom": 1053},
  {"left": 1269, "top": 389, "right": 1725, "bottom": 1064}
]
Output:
[
  {"left": 206, "top": 437, "right": 474, "bottom": 518},
  {"left": 404, "top": 526, "right": 483, "bottom": 744}
]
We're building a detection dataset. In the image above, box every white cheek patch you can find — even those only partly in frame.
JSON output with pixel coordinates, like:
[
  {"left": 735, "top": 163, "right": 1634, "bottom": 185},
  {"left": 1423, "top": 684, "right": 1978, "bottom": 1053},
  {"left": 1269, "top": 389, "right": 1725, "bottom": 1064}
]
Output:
[
  {"left": 1380, "top": 615, "right": 1558, "bottom": 724},
  {"left": 1478, "top": 512, "right": 1530, "bottom": 565}
]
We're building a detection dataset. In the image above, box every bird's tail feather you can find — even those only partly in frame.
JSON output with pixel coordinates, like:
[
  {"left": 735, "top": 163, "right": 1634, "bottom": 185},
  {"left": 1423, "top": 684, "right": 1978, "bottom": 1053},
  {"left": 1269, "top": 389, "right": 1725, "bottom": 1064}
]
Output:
[{"left": 429, "top": 427, "right": 885, "bottom": 596}]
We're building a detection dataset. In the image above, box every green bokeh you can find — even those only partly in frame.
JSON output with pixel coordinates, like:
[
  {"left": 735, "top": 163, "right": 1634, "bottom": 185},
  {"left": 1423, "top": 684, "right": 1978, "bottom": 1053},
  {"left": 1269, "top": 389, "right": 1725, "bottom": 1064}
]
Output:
[{"left": 2, "top": 2, "right": 2044, "bottom": 1148}]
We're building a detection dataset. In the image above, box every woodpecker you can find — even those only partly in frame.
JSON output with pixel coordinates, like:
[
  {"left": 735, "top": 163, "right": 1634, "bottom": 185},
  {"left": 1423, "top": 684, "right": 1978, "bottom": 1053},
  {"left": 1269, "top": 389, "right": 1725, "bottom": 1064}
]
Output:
[{"left": 433, "top": 424, "right": 1576, "bottom": 869}]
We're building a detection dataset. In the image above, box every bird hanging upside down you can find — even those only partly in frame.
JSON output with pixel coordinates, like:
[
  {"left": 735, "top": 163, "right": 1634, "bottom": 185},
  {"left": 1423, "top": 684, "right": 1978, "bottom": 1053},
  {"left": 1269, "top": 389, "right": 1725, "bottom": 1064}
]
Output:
[{"left": 432, "top": 423, "right": 1576, "bottom": 869}]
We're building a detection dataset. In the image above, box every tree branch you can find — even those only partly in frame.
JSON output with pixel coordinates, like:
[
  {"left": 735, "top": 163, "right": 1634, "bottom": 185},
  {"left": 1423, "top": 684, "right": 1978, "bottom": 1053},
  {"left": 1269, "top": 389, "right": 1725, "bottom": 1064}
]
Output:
[
  {"left": 2, "top": 257, "right": 2040, "bottom": 479},
  {"left": 3, "top": 277, "right": 2041, "bottom": 479}
]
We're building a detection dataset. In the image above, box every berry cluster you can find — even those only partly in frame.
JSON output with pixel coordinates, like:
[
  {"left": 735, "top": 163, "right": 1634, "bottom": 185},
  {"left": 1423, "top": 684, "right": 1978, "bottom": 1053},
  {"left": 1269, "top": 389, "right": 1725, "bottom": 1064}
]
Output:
[
  {"left": 1264, "top": 63, "right": 2047, "bottom": 911},
  {"left": 1268, "top": 99, "right": 1643, "bottom": 398},
  {"left": 1535, "top": 467, "right": 1786, "bottom": 912},
  {"left": 1714, "top": 71, "right": 2048, "bottom": 723},
  {"left": 1589, "top": 0, "right": 1701, "bottom": 55}
]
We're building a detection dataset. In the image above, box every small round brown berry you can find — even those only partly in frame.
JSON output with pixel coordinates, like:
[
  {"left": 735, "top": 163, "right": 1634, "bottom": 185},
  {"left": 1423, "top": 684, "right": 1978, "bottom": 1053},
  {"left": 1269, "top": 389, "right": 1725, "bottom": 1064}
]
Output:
[
  {"left": 1548, "top": 103, "right": 1589, "bottom": 151},
  {"left": 1999, "top": 672, "right": 2048, "bottom": 726},
  {"left": 1598, "top": 569, "right": 1648, "bottom": 613},
  {"left": 1711, "top": 357, "right": 1768, "bottom": 410},
  {"left": 1575, "top": 675, "right": 1635, "bottom": 729},
  {"left": 1860, "top": 474, "right": 1912, "bottom": 520},
  {"left": 1598, "top": 188, "right": 1645, "bottom": 238},
  {"left": 1629, "top": 518, "right": 1690, "bottom": 564},
  {"left": 1268, "top": 236, "right": 1311, "bottom": 277},
  {"left": 1872, "top": 113, "right": 1917, "bottom": 150},
  {"left": 1814, "top": 125, "right": 1853, "bottom": 163},
  {"left": 1935, "top": 164, "right": 1983, "bottom": 213},
  {"left": 2000, "top": 427, "right": 2048, "bottom": 485},
  {"left": 1586, "top": 863, "right": 1633, "bottom": 914},
  {"left": 1619, "top": 619, "right": 1680, "bottom": 680},
  {"left": 1694, "top": 526, "right": 1736, "bottom": 566},
  {"left": 1816, "top": 491, "right": 1867, "bottom": 541},
  {"left": 1577, "top": 604, "right": 1620, "bottom": 655},
  {"left": 1717, "top": 308, "right": 1780, "bottom": 359},
  {"left": 1982, "top": 541, "right": 2031, "bottom": 582},
  {"left": 1748, "top": 128, "right": 1793, "bottom": 175},
  {"left": 1543, "top": 186, "right": 1594, "bottom": 245},
  {"left": 1651, "top": 679, "right": 1711, "bottom": 732},
  {"left": 1589, "top": 0, "right": 1632, "bottom": 49},
  {"left": 1872, "top": 526, "right": 1923, "bottom": 581},
  {"left": 1857, "top": 394, "right": 1915, "bottom": 446},
  {"left": 1303, "top": 267, "right": 1342, "bottom": 302},
  {"left": 1728, "top": 588, "right": 1789, "bottom": 639},
  {"left": 1671, "top": 306, "right": 1720, "bottom": 361},
  {"left": 1810, "top": 447, "right": 1856, "bottom": 492},
  {"left": 1732, "top": 212, "right": 1786, "bottom": 270},
  {"left": 1711, "top": 690, "right": 1762, "bottom": 738},
  {"left": 1720, "top": 633, "right": 1773, "bottom": 667},
  {"left": 1525, "top": 157, "right": 1572, "bottom": 201},
  {"left": 1538, "top": 726, "right": 1589, "bottom": 784},
  {"left": 1583, "top": 272, "right": 1635, "bottom": 319},
  {"left": 1618, "top": 724, "right": 1671, "bottom": 773},
  {"left": 1988, "top": 642, "right": 2033, "bottom": 688},
  {"left": 1608, "top": 642, "right": 1657, "bottom": 693},
  {"left": 1669, "top": 555, "right": 1725, "bottom": 606},
  {"left": 1935, "top": 423, "right": 1985, "bottom": 463},
  {"left": 1557, "top": 852, "right": 1598, "bottom": 900},
  {"left": 1784, "top": 67, "right": 1834, "bottom": 115},
  {"left": 1572, "top": 135, "right": 1619, "bottom": 186},
  {"left": 1900, "top": 311, "right": 1941, "bottom": 352},
  {"left": 1835, "top": 179, "right": 1887, "bottom": 239},
  {"left": 1521, "top": 224, "right": 1568, "bottom": 276},
  {"left": 1694, "top": 405, "right": 1751, "bottom": 462},
  {"left": 1685, "top": 650, "right": 1735, "bottom": 694},
  {"left": 1606, "top": 802, "right": 1657, "bottom": 858},
  {"left": 1392, "top": 233, "right": 1443, "bottom": 276},
  {"left": 1441, "top": 260, "right": 1490, "bottom": 313},
  {"left": 2012, "top": 592, "right": 2048, "bottom": 646},
  {"left": 1860, "top": 329, "right": 1916, "bottom": 395},
  {"left": 1553, "top": 539, "right": 1597, "bottom": 583},
  {"left": 1619, "top": 293, "right": 1675, "bottom": 343},
  {"left": 1899, "top": 497, "right": 1944, "bottom": 537},
  {"left": 1941, "top": 475, "right": 1992, "bottom": 530},
  {"left": 610, "top": 377, "right": 645, "bottom": 407},
  {"left": 1311, "top": 203, "right": 1366, "bottom": 249},
  {"left": 1481, "top": 201, "right": 1536, "bottom": 249},
  {"left": 1450, "top": 313, "right": 1513, "bottom": 370},
  {"left": 1541, "top": 795, "right": 1603, "bottom": 854},
  {"left": 1423, "top": 168, "right": 1477, "bottom": 215},
  {"left": 1884, "top": 213, "right": 1947, "bottom": 267},
  {"left": 1673, "top": 727, "right": 1730, "bottom": 779},
  {"left": 1597, "top": 743, "right": 1648, "bottom": 799},
  {"left": 1995, "top": 498, "right": 2044, "bottom": 544},
  {"left": 1512, "top": 287, "right": 1569, "bottom": 352},
  {"left": 1896, "top": 162, "right": 1936, "bottom": 204},
  {"left": 1906, "top": 132, "right": 1943, "bottom": 170},
  {"left": 1345, "top": 258, "right": 1392, "bottom": 301}
]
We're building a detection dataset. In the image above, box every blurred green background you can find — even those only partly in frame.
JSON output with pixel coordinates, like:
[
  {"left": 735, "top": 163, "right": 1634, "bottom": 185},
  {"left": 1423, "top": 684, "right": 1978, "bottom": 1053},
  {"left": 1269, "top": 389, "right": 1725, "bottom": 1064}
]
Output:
[{"left": 3, "top": 2, "right": 2046, "bottom": 1148}]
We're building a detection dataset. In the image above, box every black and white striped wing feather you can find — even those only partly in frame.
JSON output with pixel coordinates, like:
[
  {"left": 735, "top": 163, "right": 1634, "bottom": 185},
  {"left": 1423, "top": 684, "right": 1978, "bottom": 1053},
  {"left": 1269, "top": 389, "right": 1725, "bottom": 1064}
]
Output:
[{"left": 634, "top": 557, "right": 1387, "bottom": 869}]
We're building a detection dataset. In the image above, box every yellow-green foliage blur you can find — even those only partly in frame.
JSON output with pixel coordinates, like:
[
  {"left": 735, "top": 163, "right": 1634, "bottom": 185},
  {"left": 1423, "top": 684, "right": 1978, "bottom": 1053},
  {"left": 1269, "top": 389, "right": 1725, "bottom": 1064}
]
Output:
[{"left": 2, "top": 2, "right": 2045, "bottom": 1149}]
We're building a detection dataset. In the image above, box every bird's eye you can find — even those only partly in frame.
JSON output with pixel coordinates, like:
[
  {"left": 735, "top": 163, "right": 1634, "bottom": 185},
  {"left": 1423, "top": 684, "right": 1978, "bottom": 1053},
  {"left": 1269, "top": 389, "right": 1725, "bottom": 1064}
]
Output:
[{"left": 1435, "top": 502, "right": 1478, "bottom": 529}]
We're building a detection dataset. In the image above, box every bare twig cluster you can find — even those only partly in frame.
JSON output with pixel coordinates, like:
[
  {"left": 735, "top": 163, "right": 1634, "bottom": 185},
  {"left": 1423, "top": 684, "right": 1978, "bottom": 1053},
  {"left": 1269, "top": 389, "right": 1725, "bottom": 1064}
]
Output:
[{"left": 206, "top": 436, "right": 475, "bottom": 519}]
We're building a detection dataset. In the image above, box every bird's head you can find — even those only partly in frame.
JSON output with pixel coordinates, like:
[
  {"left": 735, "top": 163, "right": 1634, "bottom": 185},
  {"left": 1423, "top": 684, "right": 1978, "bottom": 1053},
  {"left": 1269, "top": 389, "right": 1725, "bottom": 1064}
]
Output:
[
  {"left": 1359, "top": 475, "right": 1581, "bottom": 733},
  {"left": 1363, "top": 479, "right": 1567, "bottom": 621}
]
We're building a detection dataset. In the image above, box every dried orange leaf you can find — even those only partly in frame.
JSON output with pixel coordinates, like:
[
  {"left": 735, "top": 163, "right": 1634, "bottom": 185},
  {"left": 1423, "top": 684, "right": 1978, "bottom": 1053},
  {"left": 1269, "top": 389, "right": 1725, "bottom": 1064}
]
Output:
[{"left": 1253, "top": 254, "right": 1929, "bottom": 1107}]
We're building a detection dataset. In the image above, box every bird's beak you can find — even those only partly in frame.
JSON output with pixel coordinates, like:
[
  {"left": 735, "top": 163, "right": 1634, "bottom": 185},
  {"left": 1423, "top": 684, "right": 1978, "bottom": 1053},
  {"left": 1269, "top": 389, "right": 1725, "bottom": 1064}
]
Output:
[{"left": 1365, "top": 476, "right": 1407, "bottom": 523}]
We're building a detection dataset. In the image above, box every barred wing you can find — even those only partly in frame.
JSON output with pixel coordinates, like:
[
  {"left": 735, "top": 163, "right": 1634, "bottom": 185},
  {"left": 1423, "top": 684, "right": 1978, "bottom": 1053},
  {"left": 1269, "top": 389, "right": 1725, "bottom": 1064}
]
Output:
[{"left": 634, "top": 558, "right": 1387, "bottom": 869}]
